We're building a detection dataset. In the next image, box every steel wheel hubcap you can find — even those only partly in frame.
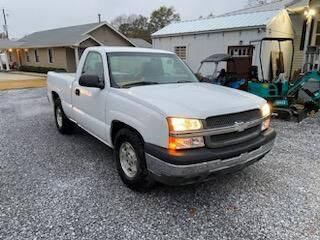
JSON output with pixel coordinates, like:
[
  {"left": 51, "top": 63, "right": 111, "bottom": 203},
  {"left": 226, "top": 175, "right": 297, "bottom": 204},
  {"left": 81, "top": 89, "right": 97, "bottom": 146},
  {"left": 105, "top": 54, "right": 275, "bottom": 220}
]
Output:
[
  {"left": 119, "top": 142, "right": 138, "bottom": 178},
  {"left": 56, "top": 107, "right": 63, "bottom": 128}
]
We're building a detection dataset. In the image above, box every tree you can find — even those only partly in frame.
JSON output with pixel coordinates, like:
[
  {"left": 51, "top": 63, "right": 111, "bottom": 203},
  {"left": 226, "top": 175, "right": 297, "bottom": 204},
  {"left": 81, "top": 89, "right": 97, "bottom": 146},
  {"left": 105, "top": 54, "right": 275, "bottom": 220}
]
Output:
[
  {"left": 117, "top": 15, "right": 151, "bottom": 42},
  {"left": 111, "top": 14, "right": 138, "bottom": 29},
  {"left": 110, "top": 6, "right": 181, "bottom": 42},
  {"left": 118, "top": 23, "right": 132, "bottom": 36},
  {"left": 148, "top": 6, "right": 180, "bottom": 33}
]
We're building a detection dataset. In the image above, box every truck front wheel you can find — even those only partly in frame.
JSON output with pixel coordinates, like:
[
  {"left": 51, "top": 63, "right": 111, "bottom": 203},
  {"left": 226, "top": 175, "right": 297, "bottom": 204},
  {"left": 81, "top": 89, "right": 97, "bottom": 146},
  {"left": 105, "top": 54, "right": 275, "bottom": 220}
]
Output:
[
  {"left": 114, "top": 129, "right": 154, "bottom": 191},
  {"left": 54, "top": 99, "right": 75, "bottom": 134}
]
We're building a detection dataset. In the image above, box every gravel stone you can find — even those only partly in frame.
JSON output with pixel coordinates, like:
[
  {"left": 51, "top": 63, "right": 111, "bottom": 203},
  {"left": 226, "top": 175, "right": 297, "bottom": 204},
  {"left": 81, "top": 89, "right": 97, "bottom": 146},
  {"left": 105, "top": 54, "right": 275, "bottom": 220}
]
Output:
[{"left": 0, "top": 88, "right": 319, "bottom": 240}]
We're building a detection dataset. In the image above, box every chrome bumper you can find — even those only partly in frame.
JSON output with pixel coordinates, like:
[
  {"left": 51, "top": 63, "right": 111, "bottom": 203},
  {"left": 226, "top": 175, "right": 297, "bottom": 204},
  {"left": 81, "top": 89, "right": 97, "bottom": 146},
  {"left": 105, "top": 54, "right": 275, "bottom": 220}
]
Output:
[{"left": 146, "top": 140, "right": 275, "bottom": 185}]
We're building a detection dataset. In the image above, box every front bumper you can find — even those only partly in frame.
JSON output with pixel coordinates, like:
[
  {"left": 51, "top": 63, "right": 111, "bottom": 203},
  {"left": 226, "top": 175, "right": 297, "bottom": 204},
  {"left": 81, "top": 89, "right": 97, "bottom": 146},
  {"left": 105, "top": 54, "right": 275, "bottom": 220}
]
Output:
[{"left": 145, "top": 128, "right": 276, "bottom": 186}]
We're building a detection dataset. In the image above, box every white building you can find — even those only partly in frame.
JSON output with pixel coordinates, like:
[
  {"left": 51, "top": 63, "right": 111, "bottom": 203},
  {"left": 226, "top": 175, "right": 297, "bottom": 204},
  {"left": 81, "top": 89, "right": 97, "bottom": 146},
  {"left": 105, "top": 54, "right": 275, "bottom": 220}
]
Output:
[{"left": 152, "top": 0, "right": 319, "bottom": 80}]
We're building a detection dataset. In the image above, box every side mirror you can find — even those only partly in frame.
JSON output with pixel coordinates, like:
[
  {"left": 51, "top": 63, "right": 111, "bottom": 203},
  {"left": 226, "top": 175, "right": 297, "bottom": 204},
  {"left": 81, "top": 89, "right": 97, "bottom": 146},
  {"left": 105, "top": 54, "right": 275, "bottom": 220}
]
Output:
[
  {"left": 79, "top": 74, "right": 104, "bottom": 89},
  {"left": 195, "top": 73, "right": 204, "bottom": 81}
]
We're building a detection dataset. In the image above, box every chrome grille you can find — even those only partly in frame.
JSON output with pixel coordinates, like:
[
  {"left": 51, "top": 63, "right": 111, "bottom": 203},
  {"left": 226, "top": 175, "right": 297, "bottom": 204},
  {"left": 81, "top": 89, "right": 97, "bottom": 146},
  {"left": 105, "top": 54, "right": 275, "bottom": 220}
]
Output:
[
  {"left": 205, "top": 109, "right": 262, "bottom": 149},
  {"left": 206, "top": 125, "right": 261, "bottom": 148},
  {"left": 210, "top": 125, "right": 260, "bottom": 142},
  {"left": 206, "top": 109, "right": 261, "bottom": 128}
]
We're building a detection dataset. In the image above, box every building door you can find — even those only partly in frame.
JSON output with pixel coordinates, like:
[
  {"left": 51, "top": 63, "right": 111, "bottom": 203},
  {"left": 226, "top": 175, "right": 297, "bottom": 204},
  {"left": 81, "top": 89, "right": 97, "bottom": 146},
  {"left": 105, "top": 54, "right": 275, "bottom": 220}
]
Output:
[{"left": 227, "top": 45, "right": 254, "bottom": 79}]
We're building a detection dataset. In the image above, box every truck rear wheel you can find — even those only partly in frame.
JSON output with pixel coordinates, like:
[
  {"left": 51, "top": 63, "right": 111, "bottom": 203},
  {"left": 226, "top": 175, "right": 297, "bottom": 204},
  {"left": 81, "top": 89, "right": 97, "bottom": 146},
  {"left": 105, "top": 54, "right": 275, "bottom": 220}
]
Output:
[
  {"left": 54, "top": 99, "right": 75, "bottom": 134},
  {"left": 114, "top": 129, "right": 154, "bottom": 191}
]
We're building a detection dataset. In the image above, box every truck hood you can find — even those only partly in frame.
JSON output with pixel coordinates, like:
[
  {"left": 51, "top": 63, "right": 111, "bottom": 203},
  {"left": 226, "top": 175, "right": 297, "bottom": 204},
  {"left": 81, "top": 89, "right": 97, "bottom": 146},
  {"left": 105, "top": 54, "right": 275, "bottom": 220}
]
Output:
[{"left": 122, "top": 83, "right": 266, "bottom": 119}]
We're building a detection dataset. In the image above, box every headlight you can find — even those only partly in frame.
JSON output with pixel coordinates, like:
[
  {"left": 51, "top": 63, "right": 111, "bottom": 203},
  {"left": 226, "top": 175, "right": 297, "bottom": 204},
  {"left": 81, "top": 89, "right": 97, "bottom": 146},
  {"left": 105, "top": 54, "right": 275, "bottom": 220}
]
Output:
[
  {"left": 167, "top": 118, "right": 203, "bottom": 132},
  {"left": 261, "top": 103, "right": 271, "bottom": 118},
  {"left": 167, "top": 118, "right": 204, "bottom": 150},
  {"left": 169, "top": 136, "right": 205, "bottom": 150},
  {"left": 261, "top": 103, "right": 271, "bottom": 131}
]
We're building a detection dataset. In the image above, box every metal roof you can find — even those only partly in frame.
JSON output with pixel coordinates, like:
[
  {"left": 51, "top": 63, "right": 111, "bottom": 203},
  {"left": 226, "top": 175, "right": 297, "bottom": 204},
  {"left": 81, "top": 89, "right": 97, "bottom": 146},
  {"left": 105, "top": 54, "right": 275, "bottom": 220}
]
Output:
[
  {"left": 201, "top": 54, "right": 233, "bottom": 63},
  {"left": 225, "top": 0, "right": 301, "bottom": 15},
  {"left": 152, "top": 10, "right": 280, "bottom": 37}
]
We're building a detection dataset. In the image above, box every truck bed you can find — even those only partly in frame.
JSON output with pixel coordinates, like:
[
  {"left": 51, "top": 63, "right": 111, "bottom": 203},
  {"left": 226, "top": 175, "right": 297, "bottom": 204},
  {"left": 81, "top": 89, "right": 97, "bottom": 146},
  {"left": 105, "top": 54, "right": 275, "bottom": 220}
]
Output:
[{"left": 47, "top": 71, "right": 76, "bottom": 108}]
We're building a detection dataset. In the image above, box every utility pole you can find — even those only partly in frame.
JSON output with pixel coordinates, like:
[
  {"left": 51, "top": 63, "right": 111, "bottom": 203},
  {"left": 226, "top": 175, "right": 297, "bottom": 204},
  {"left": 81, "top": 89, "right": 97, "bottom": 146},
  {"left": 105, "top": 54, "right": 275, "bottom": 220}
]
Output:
[
  {"left": 98, "top": 13, "right": 101, "bottom": 23},
  {"left": 2, "top": 9, "right": 8, "bottom": 39}
]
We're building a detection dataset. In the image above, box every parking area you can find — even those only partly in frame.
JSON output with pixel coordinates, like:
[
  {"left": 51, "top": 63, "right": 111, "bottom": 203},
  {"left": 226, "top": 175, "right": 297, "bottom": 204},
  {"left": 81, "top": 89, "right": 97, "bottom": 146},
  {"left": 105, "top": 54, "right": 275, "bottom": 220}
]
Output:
[
  {"left": 0, "top": 72, "right": 46, "bottom": 91},
  {"left": 0, "top": 88, "right": 319, "bottom": 240}
]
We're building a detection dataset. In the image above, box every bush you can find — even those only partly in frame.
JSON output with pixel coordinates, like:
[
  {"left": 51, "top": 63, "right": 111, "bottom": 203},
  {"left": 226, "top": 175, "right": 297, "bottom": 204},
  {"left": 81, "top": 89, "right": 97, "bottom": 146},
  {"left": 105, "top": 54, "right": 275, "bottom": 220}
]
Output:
[{"left": 18, "top": 65, "right": 67, "bottom": 74}]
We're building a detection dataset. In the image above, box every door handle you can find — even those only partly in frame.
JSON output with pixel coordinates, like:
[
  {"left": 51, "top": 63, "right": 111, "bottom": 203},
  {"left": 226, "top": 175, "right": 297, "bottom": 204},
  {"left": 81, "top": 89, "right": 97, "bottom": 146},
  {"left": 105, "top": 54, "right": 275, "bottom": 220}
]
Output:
[{"left": 75, "top": 89, "right": 80, "bottom": 96}]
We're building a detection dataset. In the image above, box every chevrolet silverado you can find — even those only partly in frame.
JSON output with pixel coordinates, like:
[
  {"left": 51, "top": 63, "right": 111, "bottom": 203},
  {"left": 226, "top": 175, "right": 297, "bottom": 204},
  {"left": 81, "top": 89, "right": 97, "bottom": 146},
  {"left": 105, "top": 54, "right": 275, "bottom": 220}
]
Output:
[{"left": 47, "top": 47, "right": 276, "bottom": 190}]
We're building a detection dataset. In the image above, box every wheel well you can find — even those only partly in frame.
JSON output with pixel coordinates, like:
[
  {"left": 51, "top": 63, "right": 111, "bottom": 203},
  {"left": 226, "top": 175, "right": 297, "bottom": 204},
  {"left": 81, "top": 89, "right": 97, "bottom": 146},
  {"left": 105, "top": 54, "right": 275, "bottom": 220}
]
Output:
[
  {"left": 111, "top": 121, "right": 144, "bottom": 146},
  {"left": 52, "top": 91, "right": 60, "bottom": 103}
]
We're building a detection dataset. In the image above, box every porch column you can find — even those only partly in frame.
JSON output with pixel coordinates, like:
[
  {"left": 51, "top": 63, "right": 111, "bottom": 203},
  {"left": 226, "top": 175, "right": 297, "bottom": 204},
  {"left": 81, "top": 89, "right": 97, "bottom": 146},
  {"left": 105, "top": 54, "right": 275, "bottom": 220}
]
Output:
[
  {"left": 74, "top": 47, "right": 80, "bottom": 67},
  {"left": 0, "top": 53, "right": 3, "bottom": 70},
  {"left": 5, "top": 51, "right": 10, "bottom": 71}
]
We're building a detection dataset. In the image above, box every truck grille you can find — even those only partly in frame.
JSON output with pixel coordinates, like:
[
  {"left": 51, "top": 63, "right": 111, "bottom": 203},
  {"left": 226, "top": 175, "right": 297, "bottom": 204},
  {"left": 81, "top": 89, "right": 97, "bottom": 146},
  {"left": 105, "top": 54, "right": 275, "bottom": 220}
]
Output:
[
  {"left": 205, "top": 109, "right": 262, "bottom": 149},
  {"left": 206, "top": 109, "right": 261, "bottom": 128},
  {"left": 207, "top": 125, "right": 261, "bottom": 148}
]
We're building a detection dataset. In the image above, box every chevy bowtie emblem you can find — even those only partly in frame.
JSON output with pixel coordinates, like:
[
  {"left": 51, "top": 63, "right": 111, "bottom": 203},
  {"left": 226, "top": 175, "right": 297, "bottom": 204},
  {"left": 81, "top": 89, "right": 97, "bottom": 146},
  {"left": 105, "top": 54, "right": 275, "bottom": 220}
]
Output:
[{"left": 234, "top": 122, "right": 248, "bottom": 132}]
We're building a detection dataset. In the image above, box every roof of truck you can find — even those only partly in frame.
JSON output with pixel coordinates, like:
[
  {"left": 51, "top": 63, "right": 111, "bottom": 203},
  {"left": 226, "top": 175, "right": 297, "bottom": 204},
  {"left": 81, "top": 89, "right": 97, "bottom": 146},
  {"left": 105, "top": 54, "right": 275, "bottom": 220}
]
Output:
[{"left": 87, "top": 46, "right": 173, "bottom": 54}]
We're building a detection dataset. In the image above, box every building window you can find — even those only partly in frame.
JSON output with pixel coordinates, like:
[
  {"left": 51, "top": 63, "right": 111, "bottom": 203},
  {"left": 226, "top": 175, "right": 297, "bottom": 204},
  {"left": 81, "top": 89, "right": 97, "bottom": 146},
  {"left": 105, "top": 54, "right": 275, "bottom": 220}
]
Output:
[
  {"left": 228, "top": 45, "right": 254, "bottom": 57},
  {"left": 25, "top": 50, "right": 30, "bottom": 62},
  {"left": 316, "top": 21, "right": 320, "bottom": 46},
  {"left": 174, "top": 46, "right": 187, "bottom": 61},
  {"left": 34, "top": 49, "right": 40, "bottom": 62},
  {"left": 48, "top": 48, "right": 54, "bottom": 63}
]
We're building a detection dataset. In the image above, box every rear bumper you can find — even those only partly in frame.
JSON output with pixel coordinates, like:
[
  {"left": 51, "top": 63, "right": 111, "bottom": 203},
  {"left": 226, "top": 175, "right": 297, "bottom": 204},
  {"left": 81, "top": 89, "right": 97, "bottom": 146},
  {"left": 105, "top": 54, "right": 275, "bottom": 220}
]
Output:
[{"left": 145, "top": 129, "right": 276, "bottom": 186}]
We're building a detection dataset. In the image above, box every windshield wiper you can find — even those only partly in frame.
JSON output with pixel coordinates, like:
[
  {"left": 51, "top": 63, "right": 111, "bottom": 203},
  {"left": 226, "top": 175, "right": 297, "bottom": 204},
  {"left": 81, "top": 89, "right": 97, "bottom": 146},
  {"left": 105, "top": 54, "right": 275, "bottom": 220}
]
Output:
[
  {"left": 122, "top": 81, "right": 159, "bottom": 88},
  {"left": 164, "top": 80, "right": 195, "bottom": 85},
  {"left": 176, "top": 80, "right": 194, "bottom": 83}
]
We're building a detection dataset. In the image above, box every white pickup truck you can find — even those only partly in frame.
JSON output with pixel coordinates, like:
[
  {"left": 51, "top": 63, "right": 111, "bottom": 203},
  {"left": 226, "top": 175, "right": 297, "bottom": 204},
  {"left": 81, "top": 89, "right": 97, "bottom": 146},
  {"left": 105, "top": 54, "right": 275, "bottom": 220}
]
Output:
[{"left": 47, "top": 47, "right": 276, "bottom": 190}]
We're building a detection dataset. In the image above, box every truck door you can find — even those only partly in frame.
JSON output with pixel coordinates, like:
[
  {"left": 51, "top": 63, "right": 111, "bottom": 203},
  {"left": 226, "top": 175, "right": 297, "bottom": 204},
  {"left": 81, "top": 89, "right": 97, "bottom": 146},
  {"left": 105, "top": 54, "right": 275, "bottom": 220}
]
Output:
[{"left": 72, "top": 51, "right": 107, "bottom": 141}]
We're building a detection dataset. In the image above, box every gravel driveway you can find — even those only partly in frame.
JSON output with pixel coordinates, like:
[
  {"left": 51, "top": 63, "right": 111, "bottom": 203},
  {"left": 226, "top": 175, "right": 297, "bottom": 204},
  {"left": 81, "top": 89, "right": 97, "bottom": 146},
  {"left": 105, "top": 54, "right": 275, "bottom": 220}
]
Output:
[{"left": 0, "top": 88, "right": 319, "bottom": 240}]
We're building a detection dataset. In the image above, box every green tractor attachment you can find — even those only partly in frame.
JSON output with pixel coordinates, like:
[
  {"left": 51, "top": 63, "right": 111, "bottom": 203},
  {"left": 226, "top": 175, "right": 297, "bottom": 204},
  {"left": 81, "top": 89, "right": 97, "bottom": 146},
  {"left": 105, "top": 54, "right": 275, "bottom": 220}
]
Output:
[{"left": 247, "top": 37, "right": 320, "bottom": 121}]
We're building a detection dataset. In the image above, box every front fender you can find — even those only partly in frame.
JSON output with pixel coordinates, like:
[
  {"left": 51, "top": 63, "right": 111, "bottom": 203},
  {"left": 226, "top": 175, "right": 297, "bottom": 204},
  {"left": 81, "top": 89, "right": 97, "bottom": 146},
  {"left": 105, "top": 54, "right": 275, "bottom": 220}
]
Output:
[{"left": 107, "top": 92, "right": 169, "bottom": 148}]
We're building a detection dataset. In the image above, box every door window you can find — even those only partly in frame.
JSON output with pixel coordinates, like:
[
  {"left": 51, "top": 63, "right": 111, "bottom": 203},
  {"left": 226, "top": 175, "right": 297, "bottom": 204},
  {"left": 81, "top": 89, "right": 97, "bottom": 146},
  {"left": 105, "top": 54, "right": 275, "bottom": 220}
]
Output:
[{"left": 82, "top": 52, "right": 104, "bottom": 81}]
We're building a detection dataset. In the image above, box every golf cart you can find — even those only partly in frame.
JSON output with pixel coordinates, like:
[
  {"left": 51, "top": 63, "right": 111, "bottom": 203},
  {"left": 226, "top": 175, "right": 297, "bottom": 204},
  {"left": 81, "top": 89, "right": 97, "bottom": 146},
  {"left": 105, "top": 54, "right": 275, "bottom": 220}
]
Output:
[
  {"left": 248, "top": 37, "right": 320, "bottom": 121},
  {"left": 196, "top": 53, "right": 246, "bottom": 89}
]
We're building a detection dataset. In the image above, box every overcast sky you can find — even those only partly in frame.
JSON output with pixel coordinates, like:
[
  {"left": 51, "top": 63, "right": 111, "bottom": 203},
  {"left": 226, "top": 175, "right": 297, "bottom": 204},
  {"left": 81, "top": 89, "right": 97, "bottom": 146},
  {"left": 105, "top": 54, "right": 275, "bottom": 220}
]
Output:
[{"left": 0, "top": 0, "right": 247, "bottom": 39}]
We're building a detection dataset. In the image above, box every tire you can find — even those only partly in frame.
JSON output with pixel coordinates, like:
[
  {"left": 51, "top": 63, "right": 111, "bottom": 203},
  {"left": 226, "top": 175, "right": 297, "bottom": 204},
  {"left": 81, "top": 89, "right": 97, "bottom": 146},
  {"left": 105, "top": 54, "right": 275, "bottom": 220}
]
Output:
[
  {"left": 54, "top": 98, "right": 75, "bottom": 134},
  {"left": 114, "top": 128, "right": 154, "bottom": 191}
]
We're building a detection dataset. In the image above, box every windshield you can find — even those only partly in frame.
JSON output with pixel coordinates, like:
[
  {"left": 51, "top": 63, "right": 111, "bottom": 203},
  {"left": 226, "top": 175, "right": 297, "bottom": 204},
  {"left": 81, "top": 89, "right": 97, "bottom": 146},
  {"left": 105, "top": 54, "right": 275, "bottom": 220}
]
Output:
[{"left": 107, "top": 52, "right": 199, "bottom": 88}]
